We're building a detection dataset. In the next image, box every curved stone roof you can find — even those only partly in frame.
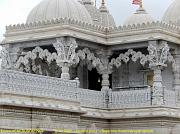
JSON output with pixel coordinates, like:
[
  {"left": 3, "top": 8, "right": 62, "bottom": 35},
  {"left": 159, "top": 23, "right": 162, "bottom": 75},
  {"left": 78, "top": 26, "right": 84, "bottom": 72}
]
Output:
[
  {"left": 162, "top": 0, "right": 180, "bottom": 25},
  {"left": 99, "top": 4, "right": 116, "bottom": 27},
  {"left": 26, "top": 0, "right": 93, "bottom": 24},
  {"left": 82, "top": 0, "right": 102, "bottom": 25},
  {"left": 124, "top": 7, "right": 154, "bottom": 25}
]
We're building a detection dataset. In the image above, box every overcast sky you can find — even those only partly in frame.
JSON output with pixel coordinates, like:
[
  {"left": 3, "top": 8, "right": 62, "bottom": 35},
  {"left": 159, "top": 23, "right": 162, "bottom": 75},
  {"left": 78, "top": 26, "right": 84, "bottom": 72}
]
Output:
[{"left": 0, "top": 0, "right": 173, "bottom": 41}]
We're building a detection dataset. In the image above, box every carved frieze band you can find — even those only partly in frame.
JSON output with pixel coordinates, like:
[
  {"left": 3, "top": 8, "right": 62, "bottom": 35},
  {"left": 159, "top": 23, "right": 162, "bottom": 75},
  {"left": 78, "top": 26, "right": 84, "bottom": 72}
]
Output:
[{"left": 10, "top": 40, "right": 174, "bottom": 78}]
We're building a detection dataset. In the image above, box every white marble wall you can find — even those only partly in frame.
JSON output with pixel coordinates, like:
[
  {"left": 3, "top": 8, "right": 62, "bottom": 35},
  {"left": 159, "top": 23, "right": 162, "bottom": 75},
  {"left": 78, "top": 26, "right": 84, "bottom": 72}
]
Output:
[
  {"left": 77, "top": 65, "right": 88, "bottom": 89},
  {"left": 112, "top": 61, "right": 148, "bottom": 89},
  {"left": 112, "top": 61, "right": 173, "bottom": 91},
  {"left": 162, "top": 64, "right": 173, "bottom": 91}
]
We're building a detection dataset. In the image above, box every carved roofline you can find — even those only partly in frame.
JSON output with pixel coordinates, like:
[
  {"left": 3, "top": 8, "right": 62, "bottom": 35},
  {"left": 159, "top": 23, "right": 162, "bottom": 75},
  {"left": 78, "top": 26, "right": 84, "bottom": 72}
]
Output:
[
  {"left": 3, "top": 19, "right": 180, "bottom": 45},
  {"left": 6, "top": 18, "right": 180, "bottom": 34},
  {"left": 112, "top": 21, "right": 180, "bottom": 34},
  {"left": 6, "top": 18, "right": 108, "bottom": 33}
]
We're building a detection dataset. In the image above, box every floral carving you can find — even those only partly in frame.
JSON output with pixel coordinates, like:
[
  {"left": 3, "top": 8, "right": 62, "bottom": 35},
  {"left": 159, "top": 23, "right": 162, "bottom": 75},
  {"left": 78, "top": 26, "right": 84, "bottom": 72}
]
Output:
[
  {"left": 147, "top": 42, "right": 174, "bottom": 67},
  {"left": 0, "top": 46, "right": 12, "bottom": 69},
  {"left": 52, "top": 38, "right": 79, "bottom": 79},
  {"left": 77, "top": 48, "right": 101, "bottom": 70},
  {"left": 53, "top": 38, "right": 78, "bottom": 66},
  {"left": 110, "top": 49, "right": 148, "bottom": 69},
  {"left": 15, "top": 47, "right": 54, "bottom": 76}
]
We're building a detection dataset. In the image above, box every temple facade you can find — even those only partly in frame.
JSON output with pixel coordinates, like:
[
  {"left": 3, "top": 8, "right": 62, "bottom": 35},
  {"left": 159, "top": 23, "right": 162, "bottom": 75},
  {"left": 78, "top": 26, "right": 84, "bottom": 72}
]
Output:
[{"left": 0, "top": 0, "right": 180, "bottom": 134}]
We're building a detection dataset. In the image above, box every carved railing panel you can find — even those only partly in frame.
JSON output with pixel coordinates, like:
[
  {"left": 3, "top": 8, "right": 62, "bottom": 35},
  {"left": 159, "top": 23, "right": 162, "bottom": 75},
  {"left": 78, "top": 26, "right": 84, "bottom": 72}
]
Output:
[
  {"left": 0, "top": 70, "right": 106, "bottom": 108},
  {"left": 164, "top": 89, "right": 176, "bottom": 107},
  {"left": 77, "top": 88, "right": 105, "bottom": 108},
  {"left": 0, "top": 69, "right": 177, "bottom": 109},
  {"left": 109, "top": 88, "right": 152, "bottom": 109},
  {"left": 0, "top": 70, "right": 78, "bottom": 102}
]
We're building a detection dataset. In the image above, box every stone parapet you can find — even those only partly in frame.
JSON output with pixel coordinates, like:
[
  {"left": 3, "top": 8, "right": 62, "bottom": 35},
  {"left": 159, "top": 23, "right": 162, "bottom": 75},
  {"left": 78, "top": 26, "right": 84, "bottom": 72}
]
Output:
[{"left": 0, "top": 70, "right": 177, "bottom": 110}]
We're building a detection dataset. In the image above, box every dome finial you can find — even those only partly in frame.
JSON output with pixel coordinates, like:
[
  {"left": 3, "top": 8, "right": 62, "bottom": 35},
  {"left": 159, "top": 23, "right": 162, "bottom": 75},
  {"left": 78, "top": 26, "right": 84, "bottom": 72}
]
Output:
[
  {"left": 140, "top": 0, "right": 143, "bottom": 8},
  {"left": 99, "top": 0, "right": 108, "bottom": 12},
  {"left": 102, "top": 0, "right": 105, "bottom": 6},
  {"left": 124, "top": 0, "right": 154, "bottom": 26},
  {"left": 132, "top": 0, "right": 143, "bottom": 8}
]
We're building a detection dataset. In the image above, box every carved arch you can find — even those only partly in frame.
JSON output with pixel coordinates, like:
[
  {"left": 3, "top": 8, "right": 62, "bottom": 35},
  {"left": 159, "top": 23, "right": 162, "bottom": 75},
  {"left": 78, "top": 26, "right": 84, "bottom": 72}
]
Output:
[
  {"left": 15, "top": 47, "right": 59, "bottom": 76},
  {"left": 110, "top": 47, "right": 175, "bottom": 70},
  {"left": 76, "top": 48, "right": 101, "bottom": 70},
  {"left": 110, "top": 49, "right": 149, "bottom": 69}
]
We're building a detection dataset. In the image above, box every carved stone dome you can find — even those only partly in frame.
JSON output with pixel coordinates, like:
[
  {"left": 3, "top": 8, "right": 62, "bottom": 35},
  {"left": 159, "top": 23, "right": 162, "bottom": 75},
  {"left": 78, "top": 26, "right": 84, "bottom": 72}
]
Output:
[
  {"left": 99, "top": 4, "right": 116, "bottom": 27},
  {"left": 26, "top": 0, "right": 93, "bottom": 24},
  {"left": 162, "top": 0, "right": 180, "bottom": 25},
  {"left": 124, "top": 7, "right": 154, "bottom": 25},
  {"left": 82, "top": 0, "right": 102, "bottom": 25}
]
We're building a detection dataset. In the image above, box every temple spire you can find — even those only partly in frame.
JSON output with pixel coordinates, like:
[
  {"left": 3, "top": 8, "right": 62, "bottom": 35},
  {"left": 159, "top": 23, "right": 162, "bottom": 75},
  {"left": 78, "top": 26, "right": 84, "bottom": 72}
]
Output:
[
  {"left": 102, "top": 0, "right": 105, "bottom": 6},
  {"left": 140, "top": 0, "right": 143, "bottom": 8},
  {"left": 132, "top": 0, "right": 144, "bottom": 9},
  {"left": 100, "top": 0, "right": 108, "bottom": 12},
  {"left": 94, "top": 0, "right": 97, "bottom": 7}
]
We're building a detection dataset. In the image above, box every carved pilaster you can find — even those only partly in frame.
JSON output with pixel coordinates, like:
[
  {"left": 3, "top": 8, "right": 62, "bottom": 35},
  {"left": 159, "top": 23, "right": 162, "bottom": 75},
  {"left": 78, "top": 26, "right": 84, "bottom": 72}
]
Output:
[
  {"left": 9, "top": 46, "right": 22, "bottom": 70},
  {"left": 171, "top": 48, "right": 180, "bottom": 105},
  {"left": 0, "top": 44, "right": 12, "bottom": 69},
  {"left": 172, "top": 47, "right": 180, "bottom": 92},
  {"left": 151, "top": 66, "right": 164, "bottom": 105}
]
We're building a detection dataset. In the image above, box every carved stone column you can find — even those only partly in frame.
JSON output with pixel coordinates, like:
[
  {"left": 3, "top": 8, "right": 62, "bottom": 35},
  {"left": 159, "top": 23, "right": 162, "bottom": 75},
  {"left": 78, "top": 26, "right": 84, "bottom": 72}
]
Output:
[
  {"left": 53, "top": 37, "right": 78, "bottom": 80},
  {"left": 148, "top": 41, "right": 171, "bottom": 106},
  {"left": 151, "top": 65, "right": 164, "bottom": 105},
  {"left": 101, "top": 73, "right": 110, "bottom": 90},
  {"left": 61, "top": 63, "right": 70, "bottom": 79},
  {"left": 0, "top": 44, "right": 12, "bottom": 69},
  {"left": 9, "top": 46, "right": 21, "bottom": 70},
  {"left": 96, "top": 50, "right": 113, "bottom": 91}
]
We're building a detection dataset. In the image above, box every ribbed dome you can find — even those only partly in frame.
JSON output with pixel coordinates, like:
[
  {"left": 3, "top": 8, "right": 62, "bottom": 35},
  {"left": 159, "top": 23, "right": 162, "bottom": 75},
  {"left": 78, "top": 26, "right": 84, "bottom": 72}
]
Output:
[
  {"left": 82, "top": 0, "right": 102, "bottom": 25},
  {"left": 124, "top": 7, "right": 154, "bottom": 25},
  {"left": 99, "top": 4, "right": 116, "bottom": 27},
  {"left": 162, "top": 0, "right": 180, "bottom": 25},
  {"left": 26, "top": 0, "right": 93, "bottom": 24}
]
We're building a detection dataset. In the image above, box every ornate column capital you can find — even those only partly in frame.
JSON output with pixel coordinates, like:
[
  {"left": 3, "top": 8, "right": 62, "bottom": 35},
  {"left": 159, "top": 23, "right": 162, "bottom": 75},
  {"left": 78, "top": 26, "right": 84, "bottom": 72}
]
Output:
[
  {"left": 53, "top": 37, "right": 78, "bottom": 80},
  {"left": 148, "top": 41, "right": 170, "bottom": 68},
  {"left": 53, "top": 37, "right": 78, "bottom": 65}
]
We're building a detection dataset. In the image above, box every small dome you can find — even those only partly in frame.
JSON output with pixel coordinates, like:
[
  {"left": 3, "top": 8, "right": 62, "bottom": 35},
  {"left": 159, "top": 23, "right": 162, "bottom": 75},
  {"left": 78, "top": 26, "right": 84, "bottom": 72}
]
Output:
[
  {"left": 82, "top": 0, "right": 102, "bottom": 25},
  {"left": 26, "top": 0, "right": 93, "bottom": 24},
  {"left": 124, "top": 7, "right": 154, "bottom": 25},
  {"left": 99, "top": 4, "right": 116, "bottom": 27},
  {"left": 162, "top": 0, "right": 180, "bottom": 25}
]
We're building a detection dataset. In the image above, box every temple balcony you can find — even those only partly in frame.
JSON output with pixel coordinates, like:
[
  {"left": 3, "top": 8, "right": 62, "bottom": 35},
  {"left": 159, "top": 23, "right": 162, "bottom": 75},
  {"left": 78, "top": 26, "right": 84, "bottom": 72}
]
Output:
[{"left": 0, "top": 70, "right": 177, "bottom": 111}]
